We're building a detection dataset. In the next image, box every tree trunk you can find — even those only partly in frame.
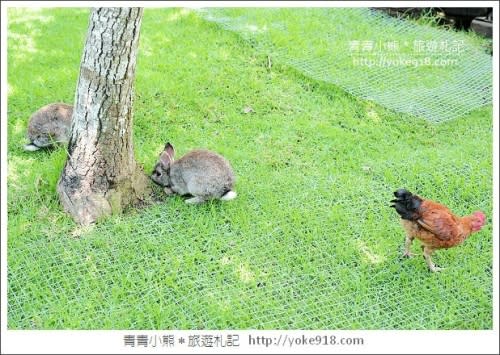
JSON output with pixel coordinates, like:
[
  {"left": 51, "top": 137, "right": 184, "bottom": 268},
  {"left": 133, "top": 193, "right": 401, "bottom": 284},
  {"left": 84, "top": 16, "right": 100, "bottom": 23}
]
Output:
[{"left": 57, "top": 7, "right": 150, "bottom": 225}]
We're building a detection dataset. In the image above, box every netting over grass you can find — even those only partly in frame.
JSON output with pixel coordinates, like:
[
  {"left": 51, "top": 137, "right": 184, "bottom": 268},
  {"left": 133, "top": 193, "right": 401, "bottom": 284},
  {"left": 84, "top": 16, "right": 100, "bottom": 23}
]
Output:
[
  {"left": 196, "top": 8, "right": 492, "bottom": 123},
  {"left": 8, "top": 179, "right": 493, "bottom": 329}
]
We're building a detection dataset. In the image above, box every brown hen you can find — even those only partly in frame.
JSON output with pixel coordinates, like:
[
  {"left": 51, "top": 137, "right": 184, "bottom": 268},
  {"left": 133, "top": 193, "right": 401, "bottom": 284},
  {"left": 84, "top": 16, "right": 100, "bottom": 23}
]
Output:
[{"left": 391, "top": 189, "right": 486, "bottom": 272}]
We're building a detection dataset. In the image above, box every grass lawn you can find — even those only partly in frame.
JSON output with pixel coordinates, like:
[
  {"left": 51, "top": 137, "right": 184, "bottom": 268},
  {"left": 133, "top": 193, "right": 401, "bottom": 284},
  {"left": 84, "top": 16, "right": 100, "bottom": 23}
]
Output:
[{"left": 7, "top": 8, "right": 493, "bottom": 329}]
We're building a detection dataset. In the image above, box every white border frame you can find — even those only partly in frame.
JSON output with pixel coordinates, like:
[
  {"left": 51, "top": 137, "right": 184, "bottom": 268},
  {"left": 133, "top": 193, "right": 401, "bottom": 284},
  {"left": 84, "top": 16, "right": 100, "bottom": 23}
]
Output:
[{"left": 1, "top": 1, "right": 498, "bottom": 354}]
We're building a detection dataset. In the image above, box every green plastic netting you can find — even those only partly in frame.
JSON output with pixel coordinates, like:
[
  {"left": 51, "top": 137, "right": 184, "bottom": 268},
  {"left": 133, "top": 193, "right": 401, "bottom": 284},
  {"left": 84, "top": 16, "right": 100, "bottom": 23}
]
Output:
[{"left": 196, "top": 8, "right": 492, "bottom": 123}]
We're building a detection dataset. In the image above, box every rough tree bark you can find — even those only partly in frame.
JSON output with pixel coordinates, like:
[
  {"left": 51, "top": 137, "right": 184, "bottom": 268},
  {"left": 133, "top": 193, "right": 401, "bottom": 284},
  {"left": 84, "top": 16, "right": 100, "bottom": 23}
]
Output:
[{"left": 57, "top": 7, "right": 150, "bottom": 225}]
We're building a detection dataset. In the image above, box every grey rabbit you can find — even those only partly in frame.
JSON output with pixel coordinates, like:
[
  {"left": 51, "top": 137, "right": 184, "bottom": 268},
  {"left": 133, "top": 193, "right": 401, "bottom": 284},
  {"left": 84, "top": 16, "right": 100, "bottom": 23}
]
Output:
[
  {"left": 24, "top": 103, "right": 73, "bottom": 151},
  {"left": 151, "top": 142, "right": 237, "bottom": 204}
]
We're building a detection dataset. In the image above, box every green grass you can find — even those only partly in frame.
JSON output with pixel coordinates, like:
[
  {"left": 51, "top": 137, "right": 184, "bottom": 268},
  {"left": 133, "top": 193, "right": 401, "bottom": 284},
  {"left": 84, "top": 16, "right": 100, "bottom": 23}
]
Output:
[
  {"left": 198, "top": 8, "right": 493, "bottom": 123},
  {"left": 7, "top": 8, "right": 493, "bottom": 329}
]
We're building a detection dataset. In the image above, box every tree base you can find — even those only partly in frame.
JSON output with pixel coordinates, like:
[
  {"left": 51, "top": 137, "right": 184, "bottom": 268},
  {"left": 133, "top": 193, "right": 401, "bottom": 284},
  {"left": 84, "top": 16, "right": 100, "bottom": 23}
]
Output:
[{"left": 57, "top": 166, "right": 151, "bottom": 225}]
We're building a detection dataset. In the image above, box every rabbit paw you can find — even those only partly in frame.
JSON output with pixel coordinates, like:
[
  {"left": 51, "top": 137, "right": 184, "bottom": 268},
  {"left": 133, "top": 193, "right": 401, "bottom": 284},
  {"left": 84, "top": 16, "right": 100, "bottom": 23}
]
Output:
[
  {"left": 185, "top": 196, "right": 207, "bottom": 204},
  {"left": 163, "top": 187, "right": 175, "bottom": 196}
]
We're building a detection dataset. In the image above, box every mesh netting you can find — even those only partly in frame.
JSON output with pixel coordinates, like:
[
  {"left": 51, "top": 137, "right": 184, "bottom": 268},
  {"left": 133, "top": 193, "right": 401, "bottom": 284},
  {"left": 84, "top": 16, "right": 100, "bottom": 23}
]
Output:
[
  {"left": 8, "top": 180, "right": 492, "bottom": 329},
  {"left": 196, "top": 8, "right": 492, "bottom": 123}
]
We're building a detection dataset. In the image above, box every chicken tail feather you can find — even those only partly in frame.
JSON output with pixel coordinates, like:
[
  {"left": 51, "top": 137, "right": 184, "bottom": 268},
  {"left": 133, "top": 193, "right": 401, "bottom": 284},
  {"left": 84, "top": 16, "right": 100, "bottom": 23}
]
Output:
[{"left": 390, "top": 188, "right": 422, "bottom": 221}]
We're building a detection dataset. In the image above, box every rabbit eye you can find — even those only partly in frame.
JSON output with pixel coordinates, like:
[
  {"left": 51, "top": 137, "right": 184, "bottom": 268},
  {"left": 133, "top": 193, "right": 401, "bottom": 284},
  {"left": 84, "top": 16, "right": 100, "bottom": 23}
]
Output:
[{"left": 155, "top": 171, "right": 162, "bottom": 177}]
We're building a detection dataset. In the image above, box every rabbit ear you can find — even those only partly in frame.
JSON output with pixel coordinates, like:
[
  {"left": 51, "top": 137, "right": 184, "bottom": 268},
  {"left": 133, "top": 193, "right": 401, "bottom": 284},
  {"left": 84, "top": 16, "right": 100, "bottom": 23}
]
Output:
[
  {"left": 159, "top": 143, "right": 174, "bottom": 167},
  {"left": 164, "top": 142, "right": 175, "bottom": 159},
  {"left": 159, "top": 151, "right": 171, "bottom": 168}
]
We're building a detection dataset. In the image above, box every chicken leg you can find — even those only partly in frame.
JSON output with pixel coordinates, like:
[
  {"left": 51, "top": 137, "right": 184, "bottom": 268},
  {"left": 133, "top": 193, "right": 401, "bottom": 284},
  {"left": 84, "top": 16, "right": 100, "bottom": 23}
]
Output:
[
  {"left": 402, "top": 235, "right": 417, "bottom": 257},
  {"left": 423, "top": 246, "right": 444, "bottom": 272}
]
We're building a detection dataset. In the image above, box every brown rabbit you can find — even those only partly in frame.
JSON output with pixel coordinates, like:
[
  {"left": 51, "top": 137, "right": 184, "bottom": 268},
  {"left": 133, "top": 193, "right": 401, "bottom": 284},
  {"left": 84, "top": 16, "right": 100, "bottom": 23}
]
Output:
[
  {"left": 24, "top": 103, "right": 73, "bottom": 151},
  {"left": 151, "top": 143, "right": 237, "bottom": 204}
]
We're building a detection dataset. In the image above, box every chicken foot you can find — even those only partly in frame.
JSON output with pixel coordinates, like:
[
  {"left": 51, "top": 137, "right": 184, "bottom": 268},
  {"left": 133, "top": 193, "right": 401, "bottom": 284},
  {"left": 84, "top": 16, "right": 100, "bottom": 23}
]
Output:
[
  {"left": 402, "top": 235, "right": 417, "bottom": 257},
  {"left": 422, "top": 246, "right": 445, "bottom": 272}
]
